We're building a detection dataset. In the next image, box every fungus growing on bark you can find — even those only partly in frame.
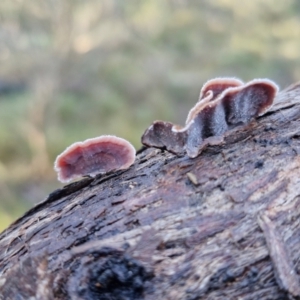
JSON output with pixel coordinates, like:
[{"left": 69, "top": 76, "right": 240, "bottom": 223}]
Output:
[
  {"left": 141, "top": 121, "right": 187, "bottom": 155},
  {"left": 186, "top": 77, "right": 244, "bottom": 125},
  {"left": 185, "top": 79, "right": 279, "bottom": 158},
  {"left": 54, "top": 135, "right": 136, "bottom": 183},
  {"left": 199, "top": 77, "right": 244, "bottom": 101},
  {"left": 184, "top": 97, "right": 228, "bottom": 158},
  {"left": 141, "top": 77, "right": 279, "bottom": 159},
  {"left": 221, "top": 78, "right": 279, "bottom": 125}
]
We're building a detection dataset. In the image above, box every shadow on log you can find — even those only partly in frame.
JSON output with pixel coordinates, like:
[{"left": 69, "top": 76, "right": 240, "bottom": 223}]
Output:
[{"left": 1, "top": 83, "right": 300, "bottom": 299}]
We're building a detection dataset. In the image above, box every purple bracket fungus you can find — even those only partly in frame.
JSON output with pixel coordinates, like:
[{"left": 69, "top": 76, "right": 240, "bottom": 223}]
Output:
[
  {"left": 185, "top": 77, "right": 244, "bottom": 126},
  {"left": 185, "top": 97, "right": 229, "bottom": 158},
  {"left": 54, "top": 135, "right": 136, "bottom": 183},
  {"left": 221, "top": 78, "right": 279, "bottom": 125},
  {"left": 141, "top": 121, "right": 187, "bottom": 155},
  {"left": 198, "top": 77, "right": 244, "bottom": 102},
  {"left": 185, "top": 78, "right": 279, "bottom": 158},
  {"left": 141, "top": 77, "right": 279, "bottom": 159}
]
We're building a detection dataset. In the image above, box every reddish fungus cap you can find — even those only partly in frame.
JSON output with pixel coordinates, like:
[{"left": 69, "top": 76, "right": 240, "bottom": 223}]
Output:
[
  {"left": 199, "top": 77, "right": 244, "bottom": 101},
  {"left": 186, "top": 77, "right": 244, "bottom": 126},
  {"left": 219, "top": 78, "right": 279, "bottom": 125},
  {"left": 185, "top": 78, "right": 279, "bottom": 158},
  {"left": 141, "top": 120, "right": 187, "bottom": 155},
  {"left": 54, "top": 135, "right": 136, "bottom": 183},
  {"left": 141, "top": 77, "right": 279, "bottom": 160}
]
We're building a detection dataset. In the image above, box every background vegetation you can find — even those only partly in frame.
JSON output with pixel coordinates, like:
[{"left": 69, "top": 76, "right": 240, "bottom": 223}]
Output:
[{"left": 1, "top": 0, "right": 300, "bottom": 231}]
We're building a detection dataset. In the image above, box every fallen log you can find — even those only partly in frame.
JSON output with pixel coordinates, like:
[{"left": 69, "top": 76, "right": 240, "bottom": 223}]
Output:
[{"left": 1, "top": 82, "right": 300, "bottom": 300}]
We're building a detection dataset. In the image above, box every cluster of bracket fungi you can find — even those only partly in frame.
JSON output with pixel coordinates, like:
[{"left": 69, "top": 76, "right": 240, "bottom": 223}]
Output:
[
  {"left": 54, "top": 77, "right": 279, "bottom": 183},
  {"left": 141, "top": 77, "right": 279, "bottom": 158}
]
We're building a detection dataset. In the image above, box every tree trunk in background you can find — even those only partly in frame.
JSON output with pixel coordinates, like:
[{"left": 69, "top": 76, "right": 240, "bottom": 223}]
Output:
[{"left": 1, "top": 83, "right": 300, "bottom": 300}]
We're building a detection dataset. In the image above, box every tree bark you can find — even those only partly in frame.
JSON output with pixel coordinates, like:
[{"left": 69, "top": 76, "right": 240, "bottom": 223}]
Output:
[{"left": 1, "top": 83, "right": 300, "bottom": 300}]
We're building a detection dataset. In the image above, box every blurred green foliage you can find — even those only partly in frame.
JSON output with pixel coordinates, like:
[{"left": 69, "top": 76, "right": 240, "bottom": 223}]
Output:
[{"left": 1, "top": 0, "right": 300, "bottom": 231}]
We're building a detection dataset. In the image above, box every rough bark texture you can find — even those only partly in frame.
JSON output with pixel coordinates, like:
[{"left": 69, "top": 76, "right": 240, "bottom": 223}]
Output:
[{"left": 1, "top": 83, "right": 300, "bottom": 300}]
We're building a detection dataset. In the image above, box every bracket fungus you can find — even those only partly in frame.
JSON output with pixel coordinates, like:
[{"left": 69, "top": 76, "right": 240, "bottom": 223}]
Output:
[
  {"left": 141, "top": 77, "right": 279, "bottom": 158},
  {"left": 198, "top": 77, "right": 244, "bottom": 102},
  {"left": 141, "top": 121, "right": 187, "bottom": 155},
  {"left": 54, "top": 135, "right": 136, "bottom": 183}
]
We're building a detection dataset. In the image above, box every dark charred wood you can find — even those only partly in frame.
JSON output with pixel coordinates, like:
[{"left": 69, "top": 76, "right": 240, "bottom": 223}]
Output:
[{"left": 1, "top": 83, "right": 300, "bottom": 300}]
